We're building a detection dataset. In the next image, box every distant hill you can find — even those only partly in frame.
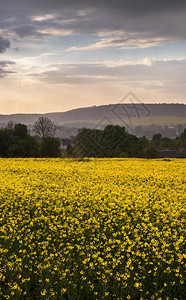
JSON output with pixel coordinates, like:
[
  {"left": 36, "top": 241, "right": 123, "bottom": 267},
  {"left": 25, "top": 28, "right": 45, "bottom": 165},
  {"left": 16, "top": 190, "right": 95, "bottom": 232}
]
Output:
[{"left": 0, "top": 103, "right": 186, "bottom": 129}]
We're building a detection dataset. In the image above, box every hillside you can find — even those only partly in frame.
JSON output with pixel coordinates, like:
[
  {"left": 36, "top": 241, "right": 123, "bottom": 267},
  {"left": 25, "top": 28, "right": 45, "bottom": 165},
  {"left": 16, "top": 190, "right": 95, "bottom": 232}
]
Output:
[{"left": 0, "top": 103, "right": 185, "bottom": 129}]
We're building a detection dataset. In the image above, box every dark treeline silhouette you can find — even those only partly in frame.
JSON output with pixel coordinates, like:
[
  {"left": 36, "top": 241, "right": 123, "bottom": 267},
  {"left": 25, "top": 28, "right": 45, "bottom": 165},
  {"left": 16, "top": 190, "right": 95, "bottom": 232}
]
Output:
[
  {"left": 66, "top": 125, "right": 186, "bottom": 158},
  {"left": 0, "top": 121, "right": 186, "bottom": 158},
  {"left": 151, "top": 131, "right": 186, "bottom": 153},
  {"left": 0, "top": 119, "right": 61, "bottom": 158}
]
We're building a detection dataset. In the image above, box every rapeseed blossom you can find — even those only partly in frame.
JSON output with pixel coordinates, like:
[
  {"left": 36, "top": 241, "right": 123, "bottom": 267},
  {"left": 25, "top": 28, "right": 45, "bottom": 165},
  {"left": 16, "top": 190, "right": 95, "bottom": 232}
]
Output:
[{"left": 0, "top": 158, "right": 185, "bottom": 299}]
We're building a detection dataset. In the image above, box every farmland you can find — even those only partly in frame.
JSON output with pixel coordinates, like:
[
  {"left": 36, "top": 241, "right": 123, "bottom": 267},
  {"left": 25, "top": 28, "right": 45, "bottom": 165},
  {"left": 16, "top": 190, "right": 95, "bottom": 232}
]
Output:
[{"left": 0, "top": 158, "right": 185, "bottom": 299}]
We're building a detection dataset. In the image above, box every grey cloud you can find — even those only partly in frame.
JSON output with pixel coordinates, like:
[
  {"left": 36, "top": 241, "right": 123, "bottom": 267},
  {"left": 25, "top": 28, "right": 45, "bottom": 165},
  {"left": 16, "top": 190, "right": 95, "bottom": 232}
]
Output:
[
  {"left": 0, "top": 69, "right": 9, "bottom": 78},
  {"left": 0, "top": 36, "right": 10, "bottom": 53},
  {"left": 0, "top": 61, "right": 15, "bottom": 67},
  {"left": 15, "top": 25, "right": 43, "bottom": 37},
  {"left": 0, "top": 1, "right": 186, "bottom": 40},
  {"left": 0, "top": 60, "right": 15, "bottom": 78},
  {"left": 1, "top": 1, "right": 186, "bottom": 15}
]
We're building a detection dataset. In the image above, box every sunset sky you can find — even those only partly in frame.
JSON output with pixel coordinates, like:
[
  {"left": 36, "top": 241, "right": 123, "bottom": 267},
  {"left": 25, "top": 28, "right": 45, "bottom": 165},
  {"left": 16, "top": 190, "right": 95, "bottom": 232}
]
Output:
[{"left": 0, "top": 0, "right": 186, "bottom": 114}]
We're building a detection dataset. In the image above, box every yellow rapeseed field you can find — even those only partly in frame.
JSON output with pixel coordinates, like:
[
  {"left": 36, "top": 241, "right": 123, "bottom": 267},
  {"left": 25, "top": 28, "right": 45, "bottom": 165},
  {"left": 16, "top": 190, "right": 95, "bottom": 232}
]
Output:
[{"left": 0, "top": 158, "right": 185, "bottom": 299}]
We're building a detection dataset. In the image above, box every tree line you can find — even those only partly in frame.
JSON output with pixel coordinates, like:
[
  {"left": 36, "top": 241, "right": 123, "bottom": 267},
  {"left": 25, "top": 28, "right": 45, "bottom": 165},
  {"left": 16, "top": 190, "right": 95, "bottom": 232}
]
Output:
[
  {"left": 66, "top": 125, "right": 186, "bottom": 158},
  {"left": 0, "top": 117, "right": 61, "bottom": 158},
  {"left": 0, "top": 118, "right": 186, "bottom": 158}
]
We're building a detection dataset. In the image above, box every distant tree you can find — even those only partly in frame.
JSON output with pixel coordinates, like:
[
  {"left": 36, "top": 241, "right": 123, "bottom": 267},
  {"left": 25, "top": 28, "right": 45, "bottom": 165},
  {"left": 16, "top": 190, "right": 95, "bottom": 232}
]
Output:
[
  {"left": 0, "top": 128, "right": 11, "bottom": 157},
  {"left": 13, "top": 123, "right": 28, "bottom": 139},
  {"left": 159, "top": 137, "right": 171, "bottom": 149},
  {"left": 19, "top": 135, "right": 39, "bottom": 157},
  {"left": 180, "top": 128, "right": 186, "bottom": 140},
  {"left": 145, "top": 146, "right": 158, "bottom": 159},
  {"left": 152, "top": 133, "right": 162, "bottom": 142},
  {"left": 137, "top": 136, "right": 149, "bottom": 157},
  {"left": 71, "top": 128, "right": 104, "bottom": 157},
  {"left": 66, "top": 125, "right": 150, "bottom": 158},
  {"left": 0, "top": 123, "right": 39, "bottom": 157},
  {"left": 176, "top": 128, "right": 186, "bottom": 152},
  {"left": 151, "top": 133, "right": 162, "bottom": 148},
  {"left": 39, "top": 137, "right": 61, "bottom": 157},
  {"left": 6, "top": 121, "right": 15, "bottom": 130},
  {"left": 33, "top": 117, "right": 56, "bottom": 139},
  {"left": 101, "top": 125, "right": 127, "bottom": 157}
]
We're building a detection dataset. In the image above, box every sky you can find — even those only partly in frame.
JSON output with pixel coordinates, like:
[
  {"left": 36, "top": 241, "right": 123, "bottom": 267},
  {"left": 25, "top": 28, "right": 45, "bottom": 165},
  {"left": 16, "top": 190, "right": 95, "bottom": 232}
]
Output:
[{"left": 0, "top": 0, "right": 186, "bottom": 114}]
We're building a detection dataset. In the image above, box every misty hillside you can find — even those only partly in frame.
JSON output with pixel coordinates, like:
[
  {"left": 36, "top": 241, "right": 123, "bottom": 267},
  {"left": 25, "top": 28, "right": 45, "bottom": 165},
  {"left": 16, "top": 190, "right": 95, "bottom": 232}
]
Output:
[{"left": 0, "top": 104, "right": 186, "bottom": 129}]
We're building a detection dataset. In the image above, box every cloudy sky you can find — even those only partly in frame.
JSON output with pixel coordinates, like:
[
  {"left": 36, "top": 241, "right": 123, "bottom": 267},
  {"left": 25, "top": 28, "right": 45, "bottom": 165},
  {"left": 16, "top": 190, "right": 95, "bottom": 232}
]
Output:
[{"left": 0, "top": 0, "right": 186, "bottom": 113}]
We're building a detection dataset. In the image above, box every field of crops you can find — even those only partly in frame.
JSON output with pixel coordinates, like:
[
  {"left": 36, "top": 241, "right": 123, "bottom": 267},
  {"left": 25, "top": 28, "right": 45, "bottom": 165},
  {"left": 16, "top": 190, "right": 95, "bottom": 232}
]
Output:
[{"left": 0, "top": 158, "right": 185, "bottom": 299}]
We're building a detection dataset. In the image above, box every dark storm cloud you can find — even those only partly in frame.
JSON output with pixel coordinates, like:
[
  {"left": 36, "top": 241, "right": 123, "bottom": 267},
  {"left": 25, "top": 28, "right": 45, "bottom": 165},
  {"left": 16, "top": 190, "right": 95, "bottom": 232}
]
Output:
[
  {"left": 0, "top": 36, "right": 10, "bottom": 53},
  {"left": 15, "top": 25, "right": 44, "bottom": 38},
  {"left": 1, "top": 0, "right": 186, "bottom": 15},
  {"left": 0, "top": 1, "right": 186, "bottom": 41}
]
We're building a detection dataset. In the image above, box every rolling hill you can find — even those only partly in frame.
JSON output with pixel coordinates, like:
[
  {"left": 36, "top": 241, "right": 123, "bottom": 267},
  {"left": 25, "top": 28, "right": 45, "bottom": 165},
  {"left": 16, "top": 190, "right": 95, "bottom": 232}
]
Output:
[{"left": 0, "top": 103, "right": 185, "bottom": 129}]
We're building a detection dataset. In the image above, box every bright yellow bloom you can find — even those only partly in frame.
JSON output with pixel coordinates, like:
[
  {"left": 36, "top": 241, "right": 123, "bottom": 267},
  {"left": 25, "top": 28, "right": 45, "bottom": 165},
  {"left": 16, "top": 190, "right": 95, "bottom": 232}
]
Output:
[{"left": 0, "top": 158, "right": 185, "bottom": 299}]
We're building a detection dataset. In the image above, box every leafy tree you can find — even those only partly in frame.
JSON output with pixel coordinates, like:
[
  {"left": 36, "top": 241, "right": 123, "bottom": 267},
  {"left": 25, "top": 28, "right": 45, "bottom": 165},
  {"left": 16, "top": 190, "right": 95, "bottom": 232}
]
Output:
[
  {"left": 13, "top": 123, "right": 28, "bottom": 139},
  {"left": 21, "top": 136, "right": 39, "bottom": 157},
  {"left": 152, "top": 133, "right": 162, "bottom": 141},
  {"left": 101, "top": 125, "right": 127, "bottom": 157},
  {"left": 180, "top": 128, "right": 186, "bottom": 140},
  {"left": 67, "top": 125, "right": 150, "bottom": 158},
  {"left": 33, "top": 116, "right": 56, "bottom": 139},
  {"left": 0, "top": 128, "right": 12, "bottom": 157},
  {"left": 159, "top": 137, "right": 171, "bottom": 149},
  {"left": 0, "top": 124, "right": 38, "bottom": 157},
  {"left": 137, "top": 136, "right": 149, "bottom": 157},
  {"left": 71, "top": 128, "right": 104, "bottom": 157},
  {"left": 175, "top": 128, "right": 186, "bottom": 152},
  {"left": 144, "top": 146, "right": 158, "bottom": 159},
  {"left": 151, "top": 133, "right": 162, "bottom": 148},
  {"left": 39, "top": 137, "right": 61, "bottom": 157}
]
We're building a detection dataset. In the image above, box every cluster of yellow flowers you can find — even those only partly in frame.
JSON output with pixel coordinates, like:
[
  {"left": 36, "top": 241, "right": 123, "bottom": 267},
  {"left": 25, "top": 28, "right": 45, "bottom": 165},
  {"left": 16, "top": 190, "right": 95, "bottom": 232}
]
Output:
[{"left": 0, "top": 158, "right": 185, "bottom": 299}]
